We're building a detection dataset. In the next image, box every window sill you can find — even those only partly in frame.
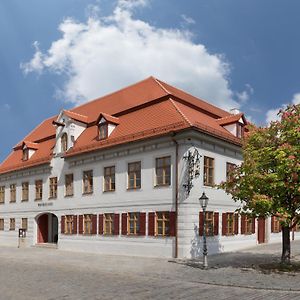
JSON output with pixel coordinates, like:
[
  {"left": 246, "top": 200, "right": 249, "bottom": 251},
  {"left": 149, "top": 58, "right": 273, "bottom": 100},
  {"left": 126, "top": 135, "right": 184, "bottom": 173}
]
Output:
[
  {"left": 48, "top": 197, "right": 57, "bottom": 200},
  {"left": 9, "top": 201, "right": 16, "bottom": 203},
  {"left": 127, "top": 187, "right": 141, "bottom": 191},
  {"left": 64, "top": 194, "right": 74, "bottom": 198},
  {"left": 34, "top": 199, "right": 42, "bottom": 201},
  {"left": 103, "top": 190, "right": 115, "bottom": 193},
  {"left": 82, "top": 192, "right": 93, "bottom": 196},
  {"left": 21, "top": 199, "right": 28, "bottom": 202},
  {"left": 0, "top": 202, "right": 4, "bottom": 205},
  {"left": 154, "top": 184, "right": 171, "bottom": 188}
]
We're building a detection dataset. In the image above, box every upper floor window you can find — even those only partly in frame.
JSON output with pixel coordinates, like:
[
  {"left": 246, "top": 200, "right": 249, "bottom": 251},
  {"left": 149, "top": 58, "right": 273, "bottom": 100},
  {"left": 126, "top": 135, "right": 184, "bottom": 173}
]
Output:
[
  {"left": 155, "top": 156, "right": 171, "bottom": 186},
  {"left": 61, "top": 133, "right": 68, "bottom": 152},
  {"left": 22, "top": 182, "right": 29, "bottom": 202},
  {"left": 99, "top": 123, "right": 108, "bottom": 140},
  {"left": 226, "top": 162, "right": 236, "bottom": 182},
  {"left": 49, "top": 177, "right": 58, "bottom": 199},
  {"left": 10, "top": 218, "right": 15, "bottom": 231},
  {"left": 128, "top": 162, "right": 141, "bottom": 189},
  {"left": 83, "top": 170, "right": 93, "bottom": 194},
  {"left": 203, "top": 156, "right": 214, "bottom": 186},
  {"left": 65, "top": 174, "right": 74, "bottom": 197},
  {"left": 104, "top": 166, "right": 115, "bottom": 192},
  {"left": 10, "top": 184, "right": 16, "bottom": 203},
  {"left": 0, "top": 186, "right": 5, "bottom": 204},
  {"left": 35, "top": 180, "right": 43, "bottom": 200},
  {"left": 22, "top": 148, "right": 29, "bottom": 161}
]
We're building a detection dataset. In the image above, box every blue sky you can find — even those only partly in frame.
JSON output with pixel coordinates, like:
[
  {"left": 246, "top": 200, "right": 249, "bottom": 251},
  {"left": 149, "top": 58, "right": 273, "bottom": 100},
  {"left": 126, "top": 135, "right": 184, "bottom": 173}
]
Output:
[{"left": 0, "top": 0, "right": 300, "bottom": 161}]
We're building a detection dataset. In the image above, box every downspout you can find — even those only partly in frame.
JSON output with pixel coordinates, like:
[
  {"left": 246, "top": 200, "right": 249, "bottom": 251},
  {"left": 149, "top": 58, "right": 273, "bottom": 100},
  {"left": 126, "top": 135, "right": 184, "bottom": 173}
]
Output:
[{"left": 171, "top": 133, "right": 179, "bottom": 258}]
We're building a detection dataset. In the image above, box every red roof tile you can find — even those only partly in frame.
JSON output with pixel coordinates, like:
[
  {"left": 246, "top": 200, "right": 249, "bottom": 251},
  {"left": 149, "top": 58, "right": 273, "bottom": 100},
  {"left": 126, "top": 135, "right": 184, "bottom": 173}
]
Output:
[{"left": 0, "top": 77, "right": 244, "bottom": 175}]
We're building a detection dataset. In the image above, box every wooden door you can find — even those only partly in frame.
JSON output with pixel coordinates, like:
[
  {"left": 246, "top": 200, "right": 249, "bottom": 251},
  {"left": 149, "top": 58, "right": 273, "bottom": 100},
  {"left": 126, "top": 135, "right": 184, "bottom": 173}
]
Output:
[
  {"left": 257, "top": 217, "right": 265, "bottom": 244},
  {"left": 37, "top": 214, "right": 48, "bottom": 243}
]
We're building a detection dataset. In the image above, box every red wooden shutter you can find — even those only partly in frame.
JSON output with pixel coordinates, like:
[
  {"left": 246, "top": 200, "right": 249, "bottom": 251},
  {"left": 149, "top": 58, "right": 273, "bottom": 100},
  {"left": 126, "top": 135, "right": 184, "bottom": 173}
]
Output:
[
  {"left": 148, "top": 212, "right": 155, "bottom": 236},
  {"left": 271, "top": 216, "right": 274, "bottom": 233},
  {"left": 169, "top": 211, "right": 176, "bottom": 237},
  {"left": 92, "top": 215, "right": 97, "bottom": 234},
  {"left": 234, "top": 214, "right": 239, "bottom": 235},
  {"left": 213, "top": 212, "right": 219, "bottom": 236},
  {"left": 78, "top": 215, "right": 83, "bottom": 234},
  {"left": 72, "top": 215, "right": 77, "bottom": 234},
  {"left": 122, "top": 213, "right": 127, "bottom": 235},
  {"left": 252, "top": 217, "right": 255, "bottom": 233},
  {"left": 139, "top": 212, "right": 146, "bottom": 236},
  {"left": 61, "top": 216, "right": 65, "bottom": 234},
  {"left": 241, "top": 215, "right": 245, "bottom": 234},
  {"left": 98, "top": 214, "right": 103, "bottom": 235},
  {"left": 199, "top": 212, "right": 204, "bottom": 236},
  {"left": 113, "top": 214, "right": 119, "bottom": 235},
  {"left": 222, "top": 213, "right": 227, "bottom": 236}
]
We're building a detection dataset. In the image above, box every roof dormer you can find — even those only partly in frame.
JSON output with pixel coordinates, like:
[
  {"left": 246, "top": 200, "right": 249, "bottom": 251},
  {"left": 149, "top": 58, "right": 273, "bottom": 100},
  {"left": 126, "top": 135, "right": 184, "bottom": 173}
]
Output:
[
  {"left": 216, "top": 113, "right": 247, "bottom": 138},
  {"left": 21, "top": 141, "right": 39, "bottom": 161},
  {"left": 53, "top": 110, "right": 88, "bottom": 154},
  {"left": 97, "top": 113, "right": 119, "bottom": 140}
]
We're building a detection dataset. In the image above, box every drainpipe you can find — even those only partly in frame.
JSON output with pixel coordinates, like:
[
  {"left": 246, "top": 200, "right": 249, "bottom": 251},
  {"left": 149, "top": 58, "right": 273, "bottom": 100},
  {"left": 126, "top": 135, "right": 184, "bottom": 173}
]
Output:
[{"left": 171, "top": 133, "right": 179, "bottom": 259}]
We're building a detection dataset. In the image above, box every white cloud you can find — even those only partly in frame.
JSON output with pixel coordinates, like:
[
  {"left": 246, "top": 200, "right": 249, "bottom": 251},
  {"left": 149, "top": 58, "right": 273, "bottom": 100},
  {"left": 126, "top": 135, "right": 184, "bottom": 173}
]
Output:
[
  {"left": 181, "top": 14, "right": 196, "bottom": 25},
  {"left": 265, "top": 93, "right": 300, "bottom": 124},
  {"left": 236, "top": 83, "right": 254, "bottom": 104},
  {"left": 21, "top": 0, "right": 241, "bottom": 111}
]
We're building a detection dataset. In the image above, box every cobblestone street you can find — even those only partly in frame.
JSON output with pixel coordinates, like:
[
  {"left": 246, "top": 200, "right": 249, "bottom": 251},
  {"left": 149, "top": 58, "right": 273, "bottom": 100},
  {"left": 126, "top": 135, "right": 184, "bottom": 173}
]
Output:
[{"left": 1, "top": 241, "right": 300, "bottom": 299}]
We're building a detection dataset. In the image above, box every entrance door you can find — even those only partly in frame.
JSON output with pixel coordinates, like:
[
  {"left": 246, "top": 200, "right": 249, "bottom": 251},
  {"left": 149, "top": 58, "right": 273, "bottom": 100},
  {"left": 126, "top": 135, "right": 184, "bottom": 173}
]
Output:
[
  {"left": 257, "top": 217, "right": 266, "bottom": 244},
  {"left": 37, "top": 214, "right": 48, "bottom": 243}
]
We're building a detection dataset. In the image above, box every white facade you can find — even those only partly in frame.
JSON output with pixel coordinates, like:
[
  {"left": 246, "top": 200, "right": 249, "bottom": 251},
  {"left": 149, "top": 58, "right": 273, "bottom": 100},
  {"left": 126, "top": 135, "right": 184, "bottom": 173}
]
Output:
[{"left": 0, "top": 128, "right": 290, "bottom": 258}]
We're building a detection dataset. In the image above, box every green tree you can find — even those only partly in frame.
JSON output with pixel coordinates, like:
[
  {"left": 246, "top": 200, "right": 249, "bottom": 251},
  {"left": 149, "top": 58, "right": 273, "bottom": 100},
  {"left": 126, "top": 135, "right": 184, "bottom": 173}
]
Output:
[{"left": 220, "top": 104, "right": 300, "bottom": 264}]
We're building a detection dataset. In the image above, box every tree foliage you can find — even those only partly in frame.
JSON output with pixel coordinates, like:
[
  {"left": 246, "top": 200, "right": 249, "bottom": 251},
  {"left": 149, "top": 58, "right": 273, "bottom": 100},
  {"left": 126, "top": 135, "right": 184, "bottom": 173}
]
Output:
[{"left": 220, "top": 104, "right": 300, "bottom": 262}]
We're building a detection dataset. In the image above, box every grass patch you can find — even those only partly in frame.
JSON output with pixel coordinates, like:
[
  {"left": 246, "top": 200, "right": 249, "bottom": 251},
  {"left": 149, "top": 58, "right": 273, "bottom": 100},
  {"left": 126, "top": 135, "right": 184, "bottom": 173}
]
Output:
[{"left": 257, "top": 262, "right": 300, "bottom": 274}]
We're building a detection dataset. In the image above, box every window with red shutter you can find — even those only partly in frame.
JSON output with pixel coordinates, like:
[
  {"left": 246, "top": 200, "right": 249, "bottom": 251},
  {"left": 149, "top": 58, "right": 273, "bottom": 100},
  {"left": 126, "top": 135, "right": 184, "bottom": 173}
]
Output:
[
  {"left": 139, "top": 212, "right": 146, "bottom": 236},
  {"left": 113, "top": 214, "right": 119, "bottom": 235},
  {"left": 61, "top": 216, "right": 65, "bottom": 234},
  {"left": 122, "top": 213, "right": 127, "bottom": 235},
  {"left": 169, "top": 211, "right": 176, "bottom": 237},
  {"left": 252, "top": 217, "right": 256, "bottom": 233},
  {"left": 213, "top": 212, "right": 219, "bottom": 236},
  {"left": 241, "top": 215, "right": 246, "bottom": 234},
  {"left": 98, "top": 214, "right": 103, "bottom": 235},
  {"left": 148, "top": 212, "right": 155, "bottom": 236},
  {"left": 234, "top": 214, "right": 239, "bottom": 235},
  {"left": 73, "top": 215, "right": 78, "bottom": 234},
  {"left": 199, "top": 212, "right": 204, "bottom": 236},
  {"left": 222, "top": 213, "right": 227, "bottom": 236},
  {"left": 78, "top": 215, "right": 83, "bottom": 234},
  {"left": 92, "top": 215, "right": 97, "bottom": 234}
]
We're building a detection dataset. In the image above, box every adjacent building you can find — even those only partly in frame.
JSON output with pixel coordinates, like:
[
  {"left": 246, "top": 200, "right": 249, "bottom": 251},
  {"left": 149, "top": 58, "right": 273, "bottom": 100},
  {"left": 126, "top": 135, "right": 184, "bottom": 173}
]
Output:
[{"left": 0, "top": 77, "right": 288, "bottom": 258}]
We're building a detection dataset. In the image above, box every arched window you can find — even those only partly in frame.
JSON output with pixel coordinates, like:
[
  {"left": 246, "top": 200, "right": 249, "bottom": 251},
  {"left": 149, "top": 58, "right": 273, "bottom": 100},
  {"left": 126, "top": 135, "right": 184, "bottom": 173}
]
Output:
[{"left": 61, "top": 133, "right": 68, "bottom": 152}]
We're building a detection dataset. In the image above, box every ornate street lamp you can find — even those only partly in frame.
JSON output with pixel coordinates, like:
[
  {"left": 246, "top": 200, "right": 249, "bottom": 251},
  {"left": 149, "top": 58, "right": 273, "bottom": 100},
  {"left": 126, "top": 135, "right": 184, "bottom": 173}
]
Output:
[{"left": 199, "top": 192, "right": 209, "bottom": 269}]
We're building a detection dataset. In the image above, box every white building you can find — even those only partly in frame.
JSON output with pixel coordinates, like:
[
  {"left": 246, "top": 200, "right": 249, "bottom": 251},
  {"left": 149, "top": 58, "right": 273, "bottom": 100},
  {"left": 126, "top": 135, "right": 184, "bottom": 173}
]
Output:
[{"left": 0, "top": 77, "right": 285, "bottom": 258}]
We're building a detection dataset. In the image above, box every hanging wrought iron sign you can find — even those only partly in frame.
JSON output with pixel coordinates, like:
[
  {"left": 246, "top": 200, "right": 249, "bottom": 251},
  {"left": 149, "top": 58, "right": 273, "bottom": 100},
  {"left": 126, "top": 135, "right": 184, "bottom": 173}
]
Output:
[{"left": 183, "top": 148, "right": 201, "bottom": 195}]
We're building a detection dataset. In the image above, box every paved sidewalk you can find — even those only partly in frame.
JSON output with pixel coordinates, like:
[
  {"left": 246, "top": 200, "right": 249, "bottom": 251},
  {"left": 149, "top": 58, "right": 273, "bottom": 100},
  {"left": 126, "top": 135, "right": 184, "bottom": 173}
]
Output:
[{"left": 0, "top": 241, "right": 300, "bottom": 299}]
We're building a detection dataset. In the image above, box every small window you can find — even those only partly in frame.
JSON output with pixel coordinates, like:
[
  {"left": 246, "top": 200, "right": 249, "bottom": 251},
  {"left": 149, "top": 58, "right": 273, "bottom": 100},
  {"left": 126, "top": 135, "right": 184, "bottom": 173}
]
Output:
[
  {"left": 10, "top": 184, "right": 16, "bottom": 203},
  {"left": 128, "top": 162, "right": 141, "bottom": 189},
  {"left": 0, "top": 219, "right": 4, "bottom": 230},
  {"left": 83, "top": 214, "right": 93, "bottom": 234},
  {"left": 104, "top": 166, "right": 115, "bottom": 192},
  {"left": 10, "top": 218, "right": 15, "bottom": 231},
  {"left": 99, "top": 123, "right": 108, "bottom": 140},
  {"left": 0, "top": 186, "right": 5, "bottom": 203},
  {"left": 65, "top": 215, "right": 74, "bottom": 234},
  {"left": 23, "top": 148, "right": 29, "bottom": 161},
  {"left": 128, "top": 212, "right": 140, "bottom": 235},
  {"left": 204, "top": 156, "right": 214, "bottom": 186},
  {"left": 204, "top": 211, "right": 214, "bottom": 236},
  {"left": 226, "top": 162, "right": 236, "bottom": 182},
  {"left": 22, "top": 182, "right": 29, "bottom": 201},
  {"left": 244, "top": 215, "right": 254, "bottom": 234},
  {"left": 104, "top": 213, "right": 114, "bottom": 235},
  {"left": 61, "top": 133, "right": 68, "bottom": 152},
  {"left": 65, "top": 174, "right": 74, "bottom": 197},
  {"left": 271, "top": 216, "right": 281, "bottom": 233},
  {"left": 156, "top": 212, "right": 170, "bottom": 236},
  {"left": 155, "top": 157, "right": 171, "bottom": 186},
  {"left": 49, "top": 177, "right": 58, "bottom": 199},
  {"left": 35, "top": 180, "right": 43, "bottom": 200},
  {"left": 236, "top": 124, "right": 244, "bottom": 138},
  {"left": 21, "top": 218, "right": 28, "bottom": 230},
  {"left": 83, "top": 170, "right": 93, "bottom": 194}
]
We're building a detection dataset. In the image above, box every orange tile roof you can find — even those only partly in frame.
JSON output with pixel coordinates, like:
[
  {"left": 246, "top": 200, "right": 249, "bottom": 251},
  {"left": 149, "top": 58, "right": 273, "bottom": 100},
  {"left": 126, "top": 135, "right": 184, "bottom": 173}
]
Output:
[
  {"left": 0, "top": 77, "right": 245, "bottom": 175},
  {"left": 216, "top": 113, "right": 246, "bottom": 126}
]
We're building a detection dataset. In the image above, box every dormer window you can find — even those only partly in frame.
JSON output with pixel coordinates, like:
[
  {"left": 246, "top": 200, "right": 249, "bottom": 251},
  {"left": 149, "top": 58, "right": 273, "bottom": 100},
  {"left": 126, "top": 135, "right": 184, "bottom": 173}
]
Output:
[
  {"left": 236, "top": 123, "right": 244, "bottom": 138},
  {"left": 61, "top": 133, "right": 68, "bottom": 152},
  {"left": 99, "top": 123, "right": 108, "bottom": 140},
  {"left": 22, "top": 148, "right": 29, "bottom": 161}
]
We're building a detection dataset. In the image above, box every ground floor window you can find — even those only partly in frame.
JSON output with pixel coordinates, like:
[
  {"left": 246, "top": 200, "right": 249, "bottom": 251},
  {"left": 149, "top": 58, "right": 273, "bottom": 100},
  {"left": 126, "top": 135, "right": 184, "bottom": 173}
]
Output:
[
  {"left": 65, "top": 216, "right": 74, "bottom": 234},
  {"left": 128, "top": 212, "right": 140, "bottom": 235},
  {"left": 10, "top": 218, "right": 15, "bottom": 231},
  {"left": 0, "top": 218, "right": 4, "bottom": 230},
  {"left": 84, "top": 215, "right": 92, "bottom": 234},
  {"left": 104, "top": 214, "right": 114, "bottom": 235},
  {"left": 271, "top": 216, "right": 281, "bottom": 233},
  {"left": 21, "top": 218, "right": 28, "bottom": 230},
  {"left": 199, "top": 211, "right": 219, "bottom": 236},
  {"left": 241, "top": 215, "right": 255, "bottom": 234},
  {"left": 156, "top": 212, "right": 170, "bottom": 236},
  {"left": 222, "top": 213, "right": 238, "bottom": 236}
]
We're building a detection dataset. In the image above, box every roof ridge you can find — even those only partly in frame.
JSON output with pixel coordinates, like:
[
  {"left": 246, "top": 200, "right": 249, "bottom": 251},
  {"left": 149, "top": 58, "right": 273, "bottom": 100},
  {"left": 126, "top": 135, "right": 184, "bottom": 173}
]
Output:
[
  {"left": 153, "top": 77, "right": 171, "bottom": 94},
  {"left": 64, "top": 109, "right": 87, "bottom": 118},
  {"left": 169, "top": 98, "right": 192, "bottom": 126}
]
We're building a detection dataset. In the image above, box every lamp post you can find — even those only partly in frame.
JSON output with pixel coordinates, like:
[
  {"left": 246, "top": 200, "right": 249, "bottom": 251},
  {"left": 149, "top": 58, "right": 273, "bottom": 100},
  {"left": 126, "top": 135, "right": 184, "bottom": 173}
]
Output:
[{"left": 199, "top": 192, "right": 209, "bottom": 269}]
